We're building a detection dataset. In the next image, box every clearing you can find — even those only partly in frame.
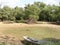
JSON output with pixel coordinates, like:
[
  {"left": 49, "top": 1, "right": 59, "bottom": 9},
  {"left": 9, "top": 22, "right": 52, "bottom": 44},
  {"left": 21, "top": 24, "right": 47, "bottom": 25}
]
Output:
[{"left": 0, "top": 22, "right": 60, "bottom": 40}]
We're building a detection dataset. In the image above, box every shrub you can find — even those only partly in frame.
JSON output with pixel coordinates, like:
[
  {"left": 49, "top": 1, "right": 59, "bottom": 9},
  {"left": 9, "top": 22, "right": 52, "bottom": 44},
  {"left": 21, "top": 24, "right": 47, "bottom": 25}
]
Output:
[{"left": 15, "top": 20, "right": 24, "bottom": 23}]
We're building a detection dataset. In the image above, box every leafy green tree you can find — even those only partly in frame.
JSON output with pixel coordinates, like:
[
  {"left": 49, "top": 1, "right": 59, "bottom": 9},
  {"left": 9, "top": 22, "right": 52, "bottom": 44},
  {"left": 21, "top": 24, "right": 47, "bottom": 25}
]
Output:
[
  {"left": 24, "top": 2, "right": 46, "bottom": 23},
  {"left": 0, "top": 2, "right": 60, "bottom": 23}
]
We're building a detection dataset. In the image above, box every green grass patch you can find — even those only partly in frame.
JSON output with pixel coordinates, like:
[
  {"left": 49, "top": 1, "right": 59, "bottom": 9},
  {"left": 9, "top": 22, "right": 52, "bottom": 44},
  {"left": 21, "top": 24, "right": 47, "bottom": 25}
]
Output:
[{"left": 2, "top": 26, "right": 60, "bottom": 39}]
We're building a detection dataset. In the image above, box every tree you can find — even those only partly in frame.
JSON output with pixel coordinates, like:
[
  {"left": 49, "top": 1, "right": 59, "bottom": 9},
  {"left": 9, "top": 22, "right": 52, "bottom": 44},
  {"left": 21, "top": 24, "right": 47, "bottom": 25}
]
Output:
[
  {"left": 14, "top": 6, "right": 24, "bottom": 20},
  {"left": 0, "top": 2, "right": 60, "bottom": 23},
  {"left": 0, "top": 6, "right": 12, "bottom": 21},
  {"left": 24, "top": 2, "right": 45, "bottom": 23}
]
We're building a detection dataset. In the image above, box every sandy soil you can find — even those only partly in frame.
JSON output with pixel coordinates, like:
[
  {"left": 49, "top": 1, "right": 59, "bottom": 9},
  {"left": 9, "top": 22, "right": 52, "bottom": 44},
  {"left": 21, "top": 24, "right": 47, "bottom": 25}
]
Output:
[
  {"left": 0, "top": 22, "right": 60, "bottom": 34},
  {"left": 0, "top": 22, "right": 60, "bottom": 45},
  {"left": 0, "top": 22, "right": 60, "bottom": 29}
]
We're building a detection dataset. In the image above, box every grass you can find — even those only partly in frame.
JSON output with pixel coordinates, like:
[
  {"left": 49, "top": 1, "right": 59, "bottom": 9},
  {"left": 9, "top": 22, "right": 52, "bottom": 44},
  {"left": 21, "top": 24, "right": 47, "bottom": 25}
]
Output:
[
  {"left": 0, "top": 23, "right": 60, "bottom": 45},
  {"left": 1, "top": 26, "right": 60, "bottom": 40}
]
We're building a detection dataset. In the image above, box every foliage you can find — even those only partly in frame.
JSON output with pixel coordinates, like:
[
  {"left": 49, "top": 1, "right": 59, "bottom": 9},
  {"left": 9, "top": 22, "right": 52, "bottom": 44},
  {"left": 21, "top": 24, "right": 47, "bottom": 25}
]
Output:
[{"left": 0, "top": 2, "right": 60, "bottom": 23}]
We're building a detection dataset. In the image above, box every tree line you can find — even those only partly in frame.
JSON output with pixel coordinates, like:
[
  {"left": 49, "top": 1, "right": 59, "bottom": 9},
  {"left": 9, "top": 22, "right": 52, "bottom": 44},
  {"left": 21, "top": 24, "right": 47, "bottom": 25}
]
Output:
[{"left": 0, "top": 2, "right": 60, "bottom": 23}]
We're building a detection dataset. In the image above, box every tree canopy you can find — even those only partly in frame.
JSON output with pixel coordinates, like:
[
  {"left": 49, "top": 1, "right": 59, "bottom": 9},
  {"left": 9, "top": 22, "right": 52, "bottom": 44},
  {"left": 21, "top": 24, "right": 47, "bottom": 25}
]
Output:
[{"left": 0, "top": 2, "right": 60, "bottom": 23}]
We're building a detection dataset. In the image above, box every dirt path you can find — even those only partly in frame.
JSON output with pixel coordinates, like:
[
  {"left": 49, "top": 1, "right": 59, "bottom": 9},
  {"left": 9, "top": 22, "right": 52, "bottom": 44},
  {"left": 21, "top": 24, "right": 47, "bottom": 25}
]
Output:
[{"left": 0, "top": 22, "right": 60, "bottom": 30}]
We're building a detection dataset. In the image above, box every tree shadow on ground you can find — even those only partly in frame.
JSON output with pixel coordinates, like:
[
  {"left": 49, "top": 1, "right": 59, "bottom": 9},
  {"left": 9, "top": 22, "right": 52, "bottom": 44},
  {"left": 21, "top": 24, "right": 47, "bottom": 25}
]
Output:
[
  {"left": 50, "top": 22, "right": 60, "bottom": 25},
  {"left": 21, "top": 38, "right": 60, "bottom": 45},
  {"left": 43, "top": 38, "right": 60, "bottom": 42}
]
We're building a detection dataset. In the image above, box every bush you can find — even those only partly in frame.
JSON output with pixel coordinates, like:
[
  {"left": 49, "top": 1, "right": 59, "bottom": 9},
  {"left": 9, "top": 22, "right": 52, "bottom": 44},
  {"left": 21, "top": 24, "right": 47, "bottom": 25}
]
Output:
[
  {"left": 15, "top": 20, "right": 24, "bottom": 23},
  {"left": 40, "top": 41, "right": 60, "bottom": 45}
]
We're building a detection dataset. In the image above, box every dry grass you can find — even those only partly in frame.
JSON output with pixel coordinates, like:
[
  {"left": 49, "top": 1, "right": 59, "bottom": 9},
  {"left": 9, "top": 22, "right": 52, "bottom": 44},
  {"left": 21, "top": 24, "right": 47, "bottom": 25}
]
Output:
[{"left": 0, "top": 22, "right": 60, "bottom": 40}]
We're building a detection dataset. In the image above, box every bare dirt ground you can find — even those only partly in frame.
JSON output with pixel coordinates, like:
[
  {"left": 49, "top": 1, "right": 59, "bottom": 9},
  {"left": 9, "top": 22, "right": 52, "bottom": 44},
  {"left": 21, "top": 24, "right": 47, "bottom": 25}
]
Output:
[
  {"left": 0, "top": 22, "right": 60, "bottom": 35},
  {"left": 0, "top": 22, "right": 60, "bottom": 37},
  {"left": 0, "top": 22, "right": 60, "bottom": 45},
  {"left": 0, "top": 22, "right": 60, "bottom": 30}
]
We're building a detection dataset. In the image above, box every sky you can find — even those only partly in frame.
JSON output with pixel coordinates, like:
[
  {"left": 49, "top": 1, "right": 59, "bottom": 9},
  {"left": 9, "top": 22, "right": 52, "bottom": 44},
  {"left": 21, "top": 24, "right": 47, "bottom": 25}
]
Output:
[{"left": 0, "top": 0, "right": 60, "bottom": 8}]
